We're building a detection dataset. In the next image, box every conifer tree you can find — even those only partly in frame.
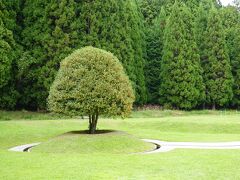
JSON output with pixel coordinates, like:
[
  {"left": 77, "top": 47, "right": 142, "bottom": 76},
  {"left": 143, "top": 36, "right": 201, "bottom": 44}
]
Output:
[
  {"left": 145, "top": 7, "right": 167, "bottom": 103},
  {"left": 19, "top": 0, "right": 78, "bottom": 109},
  {"left": 0, "top": 1, "right": 19, "bottom": 109},
  {"left": 221, "top": 6, "right": 240, "bottom": 107},
  {"left": 76, "top": 0, "right": 147, "bottom": 104},
  {"left": 18, "top": 0, "right": 49, "bottom": 109},
  {"left": 159, "top": 1, "right": 204, "bottom": 109},
  {"left": 195, "top": 2, "right": 212, "bottom": 67},
  {"left": 37, "top": 0, "right": 79, "bottom": 108},
  {"left": 127, "top": 1, "right": 148, "bottom": 104},
  {"left": 229, "top": 26, "right": 240, "bottom": 107},
  {"left": 19, "top": 0, "right": 147, "bottom": 109},
  {"left": 0, "top": 2, "right": 14, "bottom": 89},
  {"left": 2, "top": 0, "right": 22, "bottom": 42},
  {"left": 201, "top": 8, "right": 233, "bottom": 109},
  {"left": 137, "top": 0, "right": 163, "bottom": 25}
]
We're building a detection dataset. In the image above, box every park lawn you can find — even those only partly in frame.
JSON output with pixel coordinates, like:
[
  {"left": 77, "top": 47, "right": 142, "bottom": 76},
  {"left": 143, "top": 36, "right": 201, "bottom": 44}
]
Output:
[
  {"left": 33, "top": 130, "right": 155, "bottom": 154},
  {"left": 0, "top": 110, "right": 240, "bottom": 179}
]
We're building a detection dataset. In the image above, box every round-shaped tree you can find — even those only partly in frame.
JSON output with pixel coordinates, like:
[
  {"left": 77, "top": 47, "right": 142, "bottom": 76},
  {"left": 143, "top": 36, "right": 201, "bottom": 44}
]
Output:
[{"left": 48, "top": 46, "right": 135, "bottom": 134}]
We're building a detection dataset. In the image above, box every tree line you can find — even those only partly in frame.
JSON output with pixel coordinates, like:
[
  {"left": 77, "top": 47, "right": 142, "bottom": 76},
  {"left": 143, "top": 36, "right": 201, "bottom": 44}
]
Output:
[{"left": 0, "top": 0, "right": 240, "bottom": 110}]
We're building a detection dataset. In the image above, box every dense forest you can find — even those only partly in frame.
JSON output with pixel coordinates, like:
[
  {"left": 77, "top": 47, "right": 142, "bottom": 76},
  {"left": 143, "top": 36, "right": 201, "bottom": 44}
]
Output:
[{"left": 0, "top": 0, "right": 240, "bottom": 110}]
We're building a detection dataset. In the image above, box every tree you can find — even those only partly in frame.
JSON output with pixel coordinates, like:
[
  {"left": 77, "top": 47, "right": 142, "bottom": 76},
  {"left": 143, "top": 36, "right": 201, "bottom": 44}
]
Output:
[
  {"left": 19, "top": 0, "right": 78, "bottom": 110},
  {"left": 37, "top": 0, "right": 79, "bottom": 108},
  {"left": 0, "top": 3, "right": 13, "bottom": 89},
  {"left": 159, "top": 1, "right": 204, "bottom": 109},
  {"left": 137, "top": 0, "right": 163, "bottom": 25},
  {"left": 76, "top": 0, "right": 147, "bottom": 105},
  {"left": 17, "top": 0, "right": 49, "bottom": 109},
  {"left": 195, "top": 2, "right": 211, "bottom": 61},
  {"left": 19, "top": 0, "right": 147, "bottom": 109},
  {"left": 221, "top": 6, "right": 240, "bottom": 107},
  {"left": 229, "top": 26, "right": 240, "bottom": 107},
  {"left": 127, "top": 0, "right": 148, "bottom": 104},
  {"left": 0, "top": 1, "right": 19, "bottom": 109},
  {"left": 145, "top": 7, "right": 167, "bottom": 103},
  {"left": 201, "top": 8, "right": 233, "bottom": 109},
  {"left": 48, "top": 47, "right": 135, "bottom": 134}
]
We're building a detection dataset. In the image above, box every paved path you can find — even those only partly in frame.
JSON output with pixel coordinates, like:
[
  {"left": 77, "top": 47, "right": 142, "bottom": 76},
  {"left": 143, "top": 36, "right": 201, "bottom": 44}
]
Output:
[
  {"left": 8, "top": 143, "right": 41, "bottom": 152},
  {"left": 142, "top": 139, "right": 240, "bottom": 154},
  {"left": 8, "top": 140, "right": 240, "bottom": 153}
]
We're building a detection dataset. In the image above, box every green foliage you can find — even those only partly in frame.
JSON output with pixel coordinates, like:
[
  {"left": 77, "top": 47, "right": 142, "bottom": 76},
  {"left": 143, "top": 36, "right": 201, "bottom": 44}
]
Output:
[
  {"left": 137, "top": 0, "right": 163, "bottom": 25},
  {"left": 17, "top": 0, "right": 48, "bottom": 109},
  {"left": 195, "top": 2, "right": 210, "bottom": 60},
  {"left": 0, "top": 1, "right": 19, "bottom": 109},
  {"left": 229, "top": 26, "right": 240, "bottom": 107},
  {"left": 221, "top": 6, "right": 240, "bottom": 107},
  {"left": 201, "top": 8, "right": 233, "bottom": 108},
  {"left": 48, "top": 47, "right": 135, "bottom": 132},
  {"left": 1, "top": 0, "right": 240, "bottom": 111},
  {"left": 18, "top": 0, "right": 147, "bottom": 109},
  {"left": 19, "top": 0, "right": 78, "bottom": 109},
  {"left": 0, "top": 15, "right": 13, "bottom": 88},
  {"left": 76, "top": 0, "right": 147, "bottom": 104},
  {"left": 159, "top": 1, "right": 204, "bottom": 109},
  {"left": 2, "top": 0, "right": 22, "bottom": 41},
  {"left": 128, "top": 1, "right": 148, "bottom": 104},
  {"left": 145, "top": 7, "right": 167, "bottom": 103}
]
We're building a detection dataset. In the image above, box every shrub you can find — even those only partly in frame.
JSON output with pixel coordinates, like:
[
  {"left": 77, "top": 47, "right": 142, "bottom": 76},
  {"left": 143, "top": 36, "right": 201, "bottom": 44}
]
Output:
[{"left": 48, "top": 46, "right": 135, "bottom": 134}]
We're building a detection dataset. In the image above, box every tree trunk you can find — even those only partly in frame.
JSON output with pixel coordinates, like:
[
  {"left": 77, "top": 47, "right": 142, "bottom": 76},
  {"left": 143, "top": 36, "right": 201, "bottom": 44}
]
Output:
[
  {"left": 202, "top": 102, "right": 206, "bottom": 109},
  {"left": 212, "top": 103, "right": 216, "bottom": 110},
  {"left": 88, "top": 112, "right": 98, "bottom": 134}
]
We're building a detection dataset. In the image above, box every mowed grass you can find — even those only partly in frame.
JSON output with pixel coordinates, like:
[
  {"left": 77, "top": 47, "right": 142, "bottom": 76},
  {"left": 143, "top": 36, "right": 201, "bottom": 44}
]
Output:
[
  {"left": 33, "top": 130, "right": 154, "bottom": 154},
  {"left": 0, "top": 110, "right": 240, "bottom": 179}
]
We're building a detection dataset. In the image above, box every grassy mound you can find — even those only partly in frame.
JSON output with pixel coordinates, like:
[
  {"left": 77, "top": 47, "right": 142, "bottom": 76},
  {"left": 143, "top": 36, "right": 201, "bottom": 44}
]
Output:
[{"left": 32, "top": 130, "right": 155, "bottom": 154}]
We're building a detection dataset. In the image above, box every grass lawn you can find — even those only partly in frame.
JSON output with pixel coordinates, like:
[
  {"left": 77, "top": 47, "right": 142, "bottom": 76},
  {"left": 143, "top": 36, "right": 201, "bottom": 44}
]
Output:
[
  {"left": 0, "top": 110, "right": 240, "bottom": 179},
  {"left": 33, "top": 130, "right": 154, "bottom": 154}
]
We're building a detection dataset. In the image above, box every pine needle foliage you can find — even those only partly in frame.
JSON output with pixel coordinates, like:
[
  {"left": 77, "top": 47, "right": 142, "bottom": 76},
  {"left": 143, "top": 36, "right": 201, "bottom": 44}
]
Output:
[
  {"left": 0, "top": 1, "right": 19, "bottom": 109},
  {"left": 201, "top": 7, "right": 233, "bottom": 109},
  {"left": 145, "top": 7, "right": 167, "bottom": 103},
  {"left": 76, "top": 0, "right": 147, "bottom": 104},
  {"left": 159, "top": 1, "right": 204, "bottom": 109},
  {"left": 221, "top": 6, "right": 240, "bottom": 107}
]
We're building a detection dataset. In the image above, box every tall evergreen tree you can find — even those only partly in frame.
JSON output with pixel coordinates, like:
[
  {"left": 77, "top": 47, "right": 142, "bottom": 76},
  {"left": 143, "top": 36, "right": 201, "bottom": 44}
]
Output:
[
  {"left": 229, "top": 26, "right": 240, "bottom": 107},
  {"left": 19, "top": 0, "right": 78, "bottom": 109},
  {"left": 37, "top": 0, "right": 79, "bottom": 108},
  {"left": 0, "top": 2, "right": 14, "bottom": 89},
  {"left": 18, "top": 0, "right": 49, "bottom": 109},
  {"left": 159, "top": 1, "right": 204, "bottom": 109},
  {"left": 0, "top": 1, "right": 19, "bottom": 109},
  {"left": 221, "top": 6, "right": 240, "bottom": 107},
  {"left": 195, "top": 2, "right": 213, "bottom": 67},
  {"left": 201, "top": 8, "right": 233, "bottom": 109},
  {"left": 76, "top": 0, "right": 147, "bottom": 104},
  {"left": 137, "top": 0, "right": 163, "bottom": 25},
  {"left": 2, "top": 0, "right": 22, "bottom": 42},
  {"left": 19, "top": 0, "right": 147, "bottom": 109},
  {"left": 145, "top": 7, "right": 167, "bottom": 103},
  {"left": 128, "top": 0, "right": 148, "bottom": 104}
]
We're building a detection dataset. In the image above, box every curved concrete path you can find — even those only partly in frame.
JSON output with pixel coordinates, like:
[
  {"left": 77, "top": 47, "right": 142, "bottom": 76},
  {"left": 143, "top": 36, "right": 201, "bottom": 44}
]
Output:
[
  {"left": 142, "top": 139, "right": 240, "bottom": 154},
  {"left": 8, "top": 143, "right": 41, "bottom": 152},
  {"left": 8, "top": 140, "right": 240, "bottom": 153}
]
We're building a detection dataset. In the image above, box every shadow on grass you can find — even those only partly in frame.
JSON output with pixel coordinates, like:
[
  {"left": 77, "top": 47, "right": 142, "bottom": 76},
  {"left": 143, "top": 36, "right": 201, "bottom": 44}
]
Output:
[{"left": 64, "top": 130, "right": 119, "bottom": 135}]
